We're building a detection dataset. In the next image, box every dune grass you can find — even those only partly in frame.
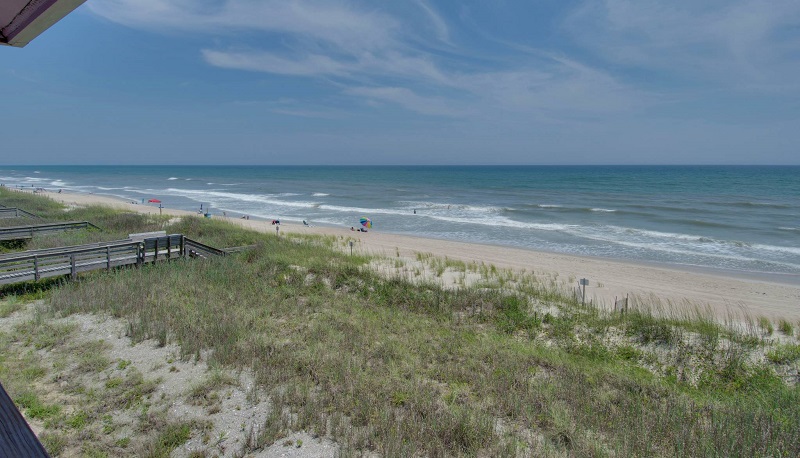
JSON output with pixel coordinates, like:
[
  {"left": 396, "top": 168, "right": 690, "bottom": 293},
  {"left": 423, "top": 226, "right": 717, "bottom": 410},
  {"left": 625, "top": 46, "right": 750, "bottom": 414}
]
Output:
[
  {"left": 43, "top": 240, "right": 799, "bottom": 456},
  {"left": 2, "top": 188, "right": 799, "bottom": 456}
]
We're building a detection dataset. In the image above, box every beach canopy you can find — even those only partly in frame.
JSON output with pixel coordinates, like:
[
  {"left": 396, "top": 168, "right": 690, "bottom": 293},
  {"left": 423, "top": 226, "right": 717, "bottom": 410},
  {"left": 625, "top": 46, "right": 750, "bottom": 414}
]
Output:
[
  {"left": 360, "top": 217, "right": 372, "bottom": 228},
  {"left": 148, "top": 199, "right": 161, "bottom": 203}
]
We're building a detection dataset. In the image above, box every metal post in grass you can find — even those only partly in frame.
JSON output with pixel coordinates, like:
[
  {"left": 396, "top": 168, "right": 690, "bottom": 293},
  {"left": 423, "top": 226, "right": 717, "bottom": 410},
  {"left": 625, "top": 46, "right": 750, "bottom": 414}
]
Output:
[
  {"left": 579, "top": 278, "right": 588, "bottom": 306},
  {"left": 137, "top": 242, "right": 144, "bottom": 266},
  {"left": 33, "top": 256, "right": 39, "bottom": 281},
  {"left": 70, "top": 254, "right": 77, "bottom": 280},
  {"left": 349, "top": 240, "right": 354, "bottom": 255}
]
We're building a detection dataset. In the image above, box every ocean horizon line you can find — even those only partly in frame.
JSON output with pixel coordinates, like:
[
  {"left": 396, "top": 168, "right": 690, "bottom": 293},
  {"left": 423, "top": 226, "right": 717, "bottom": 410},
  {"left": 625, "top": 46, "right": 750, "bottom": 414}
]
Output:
[{"left": 4, "top": 164, "right": 800, "bottom": 168}]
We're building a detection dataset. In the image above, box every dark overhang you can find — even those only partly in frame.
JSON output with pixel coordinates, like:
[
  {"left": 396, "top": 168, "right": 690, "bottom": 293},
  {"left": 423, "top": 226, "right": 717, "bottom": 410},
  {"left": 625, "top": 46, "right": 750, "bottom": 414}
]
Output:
[{"left": 1, "top": 0, "right": 86, "bottom": 48}]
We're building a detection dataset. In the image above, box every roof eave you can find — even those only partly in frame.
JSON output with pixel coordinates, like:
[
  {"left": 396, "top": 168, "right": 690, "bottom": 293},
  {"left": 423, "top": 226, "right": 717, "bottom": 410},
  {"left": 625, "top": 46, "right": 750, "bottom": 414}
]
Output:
[{"left": 1, "top": 0, "right": 86, "bottom": 48}]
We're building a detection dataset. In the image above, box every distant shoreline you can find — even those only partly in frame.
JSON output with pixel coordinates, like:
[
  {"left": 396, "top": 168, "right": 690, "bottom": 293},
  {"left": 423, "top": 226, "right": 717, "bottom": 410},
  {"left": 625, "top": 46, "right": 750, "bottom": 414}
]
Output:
[{"left": 36, "top": 188, "right": 800, "bottom": 320}]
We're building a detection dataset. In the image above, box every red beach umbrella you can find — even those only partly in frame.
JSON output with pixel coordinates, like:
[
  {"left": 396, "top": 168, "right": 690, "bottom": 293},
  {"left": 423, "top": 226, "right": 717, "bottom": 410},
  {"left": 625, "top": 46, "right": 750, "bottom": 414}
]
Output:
[{"left": 148, "top": 199, "right": 161, "bottom": 203}]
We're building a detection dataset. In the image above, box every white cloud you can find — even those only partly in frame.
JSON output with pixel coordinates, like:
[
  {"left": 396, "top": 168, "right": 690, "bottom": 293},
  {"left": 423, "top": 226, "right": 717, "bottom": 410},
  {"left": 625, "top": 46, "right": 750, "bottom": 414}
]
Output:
[
  {"left": 89, "top": 0, "right": 398, "bottom": 52},
  {"left": 88, "top": 0, "right": 662, "bottom": 120},
  {"left": 346, "top": 86, "right": 471, "bottom": 117},
  {"left": 566, "top": 0, "right": 800, "bottom": 90},
  {"left": 202, "top": 50, "right": 351, "bottom": 77},
  {"left": 413, "top": 0, "right": 451, "bottom": 45}
]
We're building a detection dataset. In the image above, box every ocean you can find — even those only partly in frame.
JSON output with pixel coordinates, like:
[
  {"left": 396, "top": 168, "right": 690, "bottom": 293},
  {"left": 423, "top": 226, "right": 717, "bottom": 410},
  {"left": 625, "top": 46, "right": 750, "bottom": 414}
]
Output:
[{"left": 1, "top": 165, "right": 798, "bottom": 277}]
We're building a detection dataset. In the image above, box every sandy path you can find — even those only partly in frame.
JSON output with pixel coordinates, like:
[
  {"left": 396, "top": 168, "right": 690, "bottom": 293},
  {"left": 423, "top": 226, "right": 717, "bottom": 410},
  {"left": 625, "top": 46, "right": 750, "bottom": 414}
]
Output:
[{"left": 50, "top": 190, "right": 800, "bottom": 320}]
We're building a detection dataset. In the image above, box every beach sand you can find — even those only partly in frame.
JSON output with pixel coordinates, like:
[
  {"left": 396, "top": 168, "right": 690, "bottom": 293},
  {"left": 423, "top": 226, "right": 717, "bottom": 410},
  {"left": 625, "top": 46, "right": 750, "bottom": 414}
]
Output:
[{"left": 52, "top": 190, "right": 800, "bottom": 320}]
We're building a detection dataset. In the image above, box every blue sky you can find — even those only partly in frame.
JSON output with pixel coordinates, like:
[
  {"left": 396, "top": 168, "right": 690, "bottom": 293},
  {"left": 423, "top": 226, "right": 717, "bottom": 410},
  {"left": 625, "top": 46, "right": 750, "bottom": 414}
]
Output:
[{"left": 3, "top": 0, "right": 799, "bottom": 165}]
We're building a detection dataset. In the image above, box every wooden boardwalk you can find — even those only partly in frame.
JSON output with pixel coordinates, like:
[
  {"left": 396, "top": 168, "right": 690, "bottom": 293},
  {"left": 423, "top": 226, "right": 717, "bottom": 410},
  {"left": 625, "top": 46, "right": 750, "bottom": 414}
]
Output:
[
  {"left": 0, "top": 208, "right": 40, "bottom": 219},
  {"left": 0, "top": 221, "right": 100, "bottom": 241},
  {"left": 0, "top": 234, "right": 225, "bottom": 286}
]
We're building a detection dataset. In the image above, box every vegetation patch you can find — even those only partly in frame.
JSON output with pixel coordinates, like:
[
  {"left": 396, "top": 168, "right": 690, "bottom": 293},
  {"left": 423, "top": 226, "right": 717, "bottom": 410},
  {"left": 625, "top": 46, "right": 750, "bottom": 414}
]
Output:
[{"left": 1, "top": 189, "right": 799, "bottom": 457}]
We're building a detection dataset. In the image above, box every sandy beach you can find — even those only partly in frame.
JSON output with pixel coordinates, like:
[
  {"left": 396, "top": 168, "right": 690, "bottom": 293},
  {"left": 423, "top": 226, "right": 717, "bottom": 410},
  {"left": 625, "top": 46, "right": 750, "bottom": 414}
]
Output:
[{"left": 52, "top": 190, "right": 800, "bottom": 320}]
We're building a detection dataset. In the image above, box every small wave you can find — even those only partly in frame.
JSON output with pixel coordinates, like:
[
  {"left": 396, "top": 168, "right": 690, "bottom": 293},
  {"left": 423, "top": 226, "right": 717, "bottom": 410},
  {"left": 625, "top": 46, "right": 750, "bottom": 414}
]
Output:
[
  {"left": 399, "top": 200, "right": 505, "bottom": 215},
  {"left": 424, "top": 213, "right": 574, "bottom": 232},
  {"left": 167, "top": 177, "right": 179, "bottom": 180},
  {"left": 658, "top": 218, "right": 732, "bottom": 229},
  {"left": 753, "top": 244, "right": 800, "bottom": 256},
  {"left": 33, "top": 171, "right": 40, "bottom": 174},
  {"left": 50, "top": 180, "right": 67, "bottom": 186},
  {"left": 728, "top": 201, "right": 791, "bottom": 209},
  {"left": 313, "top": 193, "right": 330, "bottom": 197},
  {"left": 627, "top": 204, "right": 705, "bottom": 214},
  {"left": 590, "top": 208, "right": 616, "bottom": 212},
  {"left": 538, "top": 204, "right": 562, "bottom": 208},
  {"left": 778, "top": 227, "right": 799, "bottom": 232},
  {"left": 165, "top": 188, "right": 319, "bottom": 210}
]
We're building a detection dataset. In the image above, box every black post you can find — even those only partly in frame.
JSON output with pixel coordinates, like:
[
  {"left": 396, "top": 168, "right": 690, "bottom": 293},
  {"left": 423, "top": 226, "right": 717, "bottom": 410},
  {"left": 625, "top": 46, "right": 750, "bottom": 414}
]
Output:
[
  {"left": 70, "top": 254, "right": 76, "bottom": 280},
  {"left": 33, "top": 256, "right": 39, "bottom": 281},
  {"left": 106, "top": 246, "right": 111, "bottom": 272}
]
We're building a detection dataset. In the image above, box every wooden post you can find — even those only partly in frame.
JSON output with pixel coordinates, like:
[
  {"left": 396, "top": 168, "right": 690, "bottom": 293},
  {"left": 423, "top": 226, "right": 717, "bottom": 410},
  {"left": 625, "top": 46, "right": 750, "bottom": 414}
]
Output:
[
  {"left": 181, "top": 236, "right": 186, "bottom": 258},
  {"left": 70, "top": 254, "right": 77, "bottom": 280},
  {"left": 154, "top": 238, "right": 158, "bottom": 261},
  {"left": 167, "top": 236, "right": 171, "bottom": 260},
  {"left": 137, "top": 243, "right": 144, "bottom": 266},
  {"left": 106, "top": 246, "right": 111, "bottom": 272},
  {"left": 34, "top": 256, "right": 39, "bottom": 281}
]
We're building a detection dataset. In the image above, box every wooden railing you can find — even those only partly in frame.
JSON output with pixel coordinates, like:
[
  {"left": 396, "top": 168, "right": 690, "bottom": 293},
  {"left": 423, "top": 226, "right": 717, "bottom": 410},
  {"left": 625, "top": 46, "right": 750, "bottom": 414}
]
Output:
[
  {"left": 0, "top": 208, "right": 40, "bottom": 219},
  {"left": 0, "top": 221, "right": 100, "bottom": 241},
  {"left": 0, "top": 234, "right": 224, "bottom": 286},
  {"left": 185, "top": 238, "right": 227, "bottom": 258}
]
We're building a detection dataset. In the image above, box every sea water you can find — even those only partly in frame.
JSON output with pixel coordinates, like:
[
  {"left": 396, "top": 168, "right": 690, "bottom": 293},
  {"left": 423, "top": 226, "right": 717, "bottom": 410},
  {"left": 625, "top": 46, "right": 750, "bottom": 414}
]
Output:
[{"left": 1, "top": 165, "right": 798, "bottom": 277}]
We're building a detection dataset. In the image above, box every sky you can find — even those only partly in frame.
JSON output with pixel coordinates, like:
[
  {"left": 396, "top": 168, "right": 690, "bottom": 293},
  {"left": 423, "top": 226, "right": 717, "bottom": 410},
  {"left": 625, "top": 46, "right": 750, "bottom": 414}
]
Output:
[{"left": 2, "top": 0, "right": 799, "bottom": 165}]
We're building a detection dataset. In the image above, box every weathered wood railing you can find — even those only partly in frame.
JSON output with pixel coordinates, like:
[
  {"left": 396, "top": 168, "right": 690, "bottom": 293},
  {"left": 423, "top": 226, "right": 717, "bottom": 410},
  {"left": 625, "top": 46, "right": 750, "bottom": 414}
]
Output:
[
  {"left": 0, "top": 221, "right": 100, "bottom": 241},
  {"left": 0, "top": 208, "right": 40, "bottom": 219},
  {"left": 185, "top": 238, "right": 227, "bottom": 258},
  {"left": 0, "top": 234, "right": 224, "bottom": 286}
]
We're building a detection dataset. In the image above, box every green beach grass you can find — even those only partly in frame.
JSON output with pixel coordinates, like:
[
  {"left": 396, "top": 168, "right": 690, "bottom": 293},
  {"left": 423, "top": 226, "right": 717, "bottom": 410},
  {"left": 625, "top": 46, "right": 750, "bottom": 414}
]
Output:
[{"left": 1, "top": 187, "right": 799, "bottom": 457}]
